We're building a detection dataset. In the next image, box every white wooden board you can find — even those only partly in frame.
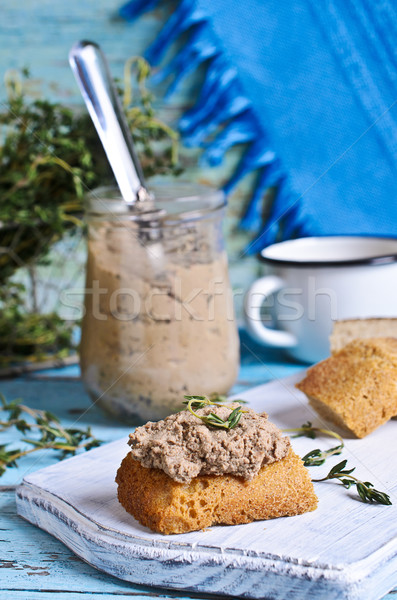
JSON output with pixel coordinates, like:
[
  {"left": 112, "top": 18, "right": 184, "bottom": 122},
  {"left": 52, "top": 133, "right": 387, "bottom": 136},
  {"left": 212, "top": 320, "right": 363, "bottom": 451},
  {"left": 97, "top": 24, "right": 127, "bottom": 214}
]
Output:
[{"left": 16, "top": 373, "right": 397, "bottom": 600}]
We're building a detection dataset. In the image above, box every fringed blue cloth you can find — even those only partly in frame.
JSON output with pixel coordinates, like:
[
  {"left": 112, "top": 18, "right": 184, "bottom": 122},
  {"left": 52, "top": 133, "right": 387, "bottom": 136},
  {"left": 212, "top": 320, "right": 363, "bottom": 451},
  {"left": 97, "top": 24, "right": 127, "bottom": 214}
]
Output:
[{"left": 120, "top": 0, "right": 397, "bottom": 252}]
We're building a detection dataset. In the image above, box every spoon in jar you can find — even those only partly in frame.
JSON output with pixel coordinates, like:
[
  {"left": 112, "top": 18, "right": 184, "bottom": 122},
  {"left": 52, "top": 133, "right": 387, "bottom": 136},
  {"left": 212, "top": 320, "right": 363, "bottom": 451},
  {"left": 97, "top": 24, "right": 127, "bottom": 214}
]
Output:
[
  {"left": 69, "top": 40, "right": 155, "bottom": 206},
  {"left": 69, "top": 40, "right": 164, "bottom": 258}
]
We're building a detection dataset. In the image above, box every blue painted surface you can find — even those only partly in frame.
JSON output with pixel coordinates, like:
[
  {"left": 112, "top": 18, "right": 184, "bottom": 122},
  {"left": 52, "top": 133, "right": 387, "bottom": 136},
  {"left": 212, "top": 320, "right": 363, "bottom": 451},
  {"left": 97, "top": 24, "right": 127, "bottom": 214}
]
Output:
[
  {"left": 1, "top": 2, "right": 396, "bottom": 594},
  {"left": 0, "top": 337, "right": 395, "bottom": 598}
]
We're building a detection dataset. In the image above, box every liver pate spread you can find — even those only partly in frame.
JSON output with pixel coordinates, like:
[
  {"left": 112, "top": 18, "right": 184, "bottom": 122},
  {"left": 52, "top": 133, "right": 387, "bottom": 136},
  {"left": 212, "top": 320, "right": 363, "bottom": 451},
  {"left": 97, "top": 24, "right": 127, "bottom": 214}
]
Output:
[
  {"left": 80, "top": 219, "right": 239, "bottom": 422},
  {"left": 128, "top": 404, "right": 290, "bottom": 483}
]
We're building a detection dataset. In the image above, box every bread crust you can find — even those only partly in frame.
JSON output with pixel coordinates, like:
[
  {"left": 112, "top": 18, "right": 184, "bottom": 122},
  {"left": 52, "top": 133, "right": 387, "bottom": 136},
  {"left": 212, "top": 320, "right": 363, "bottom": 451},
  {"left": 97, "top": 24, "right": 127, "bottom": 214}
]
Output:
[
  {"left": 331, "top": 319, "right": 397, "bottom": 353},
  {"left": 116, "top": 447, "right": 317, "bottom": 534},
  {"left": 297, "top": 337, "right": 397, "bottom": 438}
]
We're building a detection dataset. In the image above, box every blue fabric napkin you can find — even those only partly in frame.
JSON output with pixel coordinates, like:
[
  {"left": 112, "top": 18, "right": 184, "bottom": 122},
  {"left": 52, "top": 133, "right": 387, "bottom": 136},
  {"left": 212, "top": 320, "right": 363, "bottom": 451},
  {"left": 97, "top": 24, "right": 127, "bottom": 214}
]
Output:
[{"left": 120, "top": 0, "right": 397, "bottom": 252}]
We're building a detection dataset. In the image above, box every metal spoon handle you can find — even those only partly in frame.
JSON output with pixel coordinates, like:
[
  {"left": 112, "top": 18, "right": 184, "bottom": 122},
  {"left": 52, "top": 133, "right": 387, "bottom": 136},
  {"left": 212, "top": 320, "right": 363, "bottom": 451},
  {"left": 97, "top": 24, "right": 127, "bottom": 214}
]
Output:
[{"left": 69, "top": 40, "right": 150, "bottom": 205}]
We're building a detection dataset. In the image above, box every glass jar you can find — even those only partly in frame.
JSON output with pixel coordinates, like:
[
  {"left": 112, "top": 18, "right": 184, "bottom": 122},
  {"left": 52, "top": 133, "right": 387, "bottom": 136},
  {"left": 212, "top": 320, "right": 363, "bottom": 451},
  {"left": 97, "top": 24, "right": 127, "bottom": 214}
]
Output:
[{"left": 80, "top": 183, "right": 240, "bottom": 422}]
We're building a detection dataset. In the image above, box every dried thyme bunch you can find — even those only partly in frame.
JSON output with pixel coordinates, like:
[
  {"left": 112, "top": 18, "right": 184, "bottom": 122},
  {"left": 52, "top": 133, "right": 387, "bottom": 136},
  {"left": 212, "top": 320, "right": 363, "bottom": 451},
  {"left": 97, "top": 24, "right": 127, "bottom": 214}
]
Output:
[
  {"left": 0, "top": 282, "right": 75, "bottom": 364},
  {"left": 0, "top": 61, "right": 183, "bottom": 364},
  {"left": 122, "top": 57, "right": 182, "bottom": 178},
  {"left": 0, "top": 62, "right": 182, "bottom": 281},
  {"left": 0, "top": 394, "right": 101, "bottom": 477},
  {"left": 0, "top": 69, "right": 98, "bottom": 281}
]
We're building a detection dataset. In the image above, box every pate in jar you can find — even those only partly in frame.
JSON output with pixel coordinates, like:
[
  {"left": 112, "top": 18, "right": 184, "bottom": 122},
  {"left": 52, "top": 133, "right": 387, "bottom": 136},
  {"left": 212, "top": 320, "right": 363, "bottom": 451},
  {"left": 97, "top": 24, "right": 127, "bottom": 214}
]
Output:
[{"left": 80, "top": 183, "right": 240, "bottom": 422}]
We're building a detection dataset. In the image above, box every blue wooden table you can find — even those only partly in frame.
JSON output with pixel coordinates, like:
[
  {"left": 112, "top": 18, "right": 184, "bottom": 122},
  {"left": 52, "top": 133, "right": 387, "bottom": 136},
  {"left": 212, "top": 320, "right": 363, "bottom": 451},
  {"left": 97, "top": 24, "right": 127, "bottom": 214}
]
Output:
[{"left": 1, "top": 333, "right": 396, "bottom": 599}]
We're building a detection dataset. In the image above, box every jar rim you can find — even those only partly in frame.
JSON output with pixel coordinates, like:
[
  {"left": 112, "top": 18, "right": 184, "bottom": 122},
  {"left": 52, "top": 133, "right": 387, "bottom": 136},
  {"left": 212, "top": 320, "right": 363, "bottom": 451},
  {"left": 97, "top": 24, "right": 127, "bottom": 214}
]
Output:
[{"left": 85, "top": 182, "right": 226, "bottom": 225}]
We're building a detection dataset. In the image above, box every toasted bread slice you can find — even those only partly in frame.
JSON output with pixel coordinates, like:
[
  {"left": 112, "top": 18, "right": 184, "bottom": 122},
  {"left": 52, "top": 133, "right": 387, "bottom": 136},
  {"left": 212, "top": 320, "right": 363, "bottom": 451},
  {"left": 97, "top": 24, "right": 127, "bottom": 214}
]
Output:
[
  {"left": 116, "top": 447, "right": 317, "bottom": 535},
  {"left": 297, "top": 337, "right": 397, "bottom": 438},
  {"left": 330, "top": 318, "right": 397, "bottom": 353}
]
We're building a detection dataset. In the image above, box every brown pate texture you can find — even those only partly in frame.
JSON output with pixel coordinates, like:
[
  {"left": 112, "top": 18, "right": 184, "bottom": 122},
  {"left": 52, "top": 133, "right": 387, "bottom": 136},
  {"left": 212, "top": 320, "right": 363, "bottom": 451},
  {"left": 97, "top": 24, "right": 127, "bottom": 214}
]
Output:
[{"left": 128, "top": 404, "right": 290, "bottom": 483}]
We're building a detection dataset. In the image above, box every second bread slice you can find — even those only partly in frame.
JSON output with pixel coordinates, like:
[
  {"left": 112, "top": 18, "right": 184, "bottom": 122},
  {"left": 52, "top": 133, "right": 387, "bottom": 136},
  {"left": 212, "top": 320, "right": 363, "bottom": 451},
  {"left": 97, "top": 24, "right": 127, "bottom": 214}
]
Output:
[
  {"left": 330, "top": 318, "right": 397, "bottom": 353},
  {"left": 296, "top": 337, "right": 397, "bottom": 438}
]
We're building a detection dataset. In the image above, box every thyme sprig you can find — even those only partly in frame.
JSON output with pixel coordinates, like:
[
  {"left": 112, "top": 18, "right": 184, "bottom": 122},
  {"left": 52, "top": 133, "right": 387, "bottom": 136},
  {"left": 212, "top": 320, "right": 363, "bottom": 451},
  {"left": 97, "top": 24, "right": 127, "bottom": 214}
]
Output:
[
  {"left": 182, "top": 395, "right": 247, "bottom": 430},
  {"left": 283, "top": 421, "right": 344, "bottom": 466},
  {"left": 312, "top": 460, "right": 392, "bottom": 505},
  {"left": 284, "top": 422, "right": 391, "bottom": 505},
  {"left": 0, "top": 394, "right": 102, "bottom": 477}
]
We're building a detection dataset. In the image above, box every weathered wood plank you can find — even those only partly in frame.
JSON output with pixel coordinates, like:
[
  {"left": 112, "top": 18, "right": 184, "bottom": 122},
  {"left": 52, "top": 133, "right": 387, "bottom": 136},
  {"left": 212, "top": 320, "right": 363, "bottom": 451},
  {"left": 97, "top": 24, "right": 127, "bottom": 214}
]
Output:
[
  {"left": 14, "top": 374, "right": 397, "bottom": 600},
  {"left": 0, "top": 0, "right": 158, "bottom": 101},
  {"left": 1, "top": 362, "right": 396, "bottom": 599},
  {"left": 1, "top": 594, "right": 197, "bottom": 600},
  {"left": 0, "top": 490, "right": 215, "bottom": 598},
  {"left": 3, "top": 484, "right": 397, "bottom": 600},
  {"left": 0, "top": 592, "right": 221, "bottom": 600}
]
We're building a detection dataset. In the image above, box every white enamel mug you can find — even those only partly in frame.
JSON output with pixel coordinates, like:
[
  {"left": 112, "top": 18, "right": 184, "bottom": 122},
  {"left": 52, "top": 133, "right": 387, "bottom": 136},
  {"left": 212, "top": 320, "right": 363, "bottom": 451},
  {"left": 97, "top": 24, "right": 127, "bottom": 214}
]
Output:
[{"left": 244, "top": 236, "right": 397, "bottom": 363}]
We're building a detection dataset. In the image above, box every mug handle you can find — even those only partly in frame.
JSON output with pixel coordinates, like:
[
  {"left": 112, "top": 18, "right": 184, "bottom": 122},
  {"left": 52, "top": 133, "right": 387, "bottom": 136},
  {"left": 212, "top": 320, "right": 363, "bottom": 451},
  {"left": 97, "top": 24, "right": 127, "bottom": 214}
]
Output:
[{"left": 243, "top": 276, "right": 297, "bottom": 348}]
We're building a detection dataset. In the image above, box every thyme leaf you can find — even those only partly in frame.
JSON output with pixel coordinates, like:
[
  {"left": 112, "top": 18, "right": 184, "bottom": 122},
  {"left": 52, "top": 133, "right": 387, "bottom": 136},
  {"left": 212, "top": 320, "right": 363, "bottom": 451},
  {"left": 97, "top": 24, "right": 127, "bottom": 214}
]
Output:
[{"left": 182, "top": 395, "right": 246, "bottom": 430}]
